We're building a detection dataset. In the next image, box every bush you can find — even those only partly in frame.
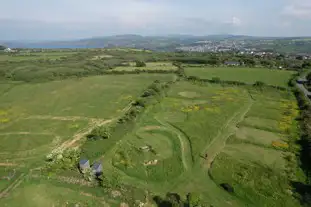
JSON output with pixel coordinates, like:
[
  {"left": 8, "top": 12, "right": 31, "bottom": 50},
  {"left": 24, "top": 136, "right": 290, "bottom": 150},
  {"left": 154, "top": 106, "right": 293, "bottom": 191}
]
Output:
[
  {"left": 88, "top": 126, "right": 111, "bottom": 140},
  {"left": 220, "top": 183, "right": 234, "bottom": 193},
  {"left": 135, "top": 60, "right": 146, "bottom": 67},
  {"left": 253, "top": 81, "right": 266, "bottom": 87},
  {"left": 211, "top": 77, "right": 221, "bottom": 83}
]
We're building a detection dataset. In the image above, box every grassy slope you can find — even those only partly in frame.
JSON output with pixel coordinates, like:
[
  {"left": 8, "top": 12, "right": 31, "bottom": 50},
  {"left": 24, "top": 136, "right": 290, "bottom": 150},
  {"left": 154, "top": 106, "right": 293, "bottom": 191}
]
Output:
[
  {"left": 185, "top": 66, "right": 295, "bottom": 87},
  {"left": 0, "top": 74, "right": 175, "bottom": 168}
]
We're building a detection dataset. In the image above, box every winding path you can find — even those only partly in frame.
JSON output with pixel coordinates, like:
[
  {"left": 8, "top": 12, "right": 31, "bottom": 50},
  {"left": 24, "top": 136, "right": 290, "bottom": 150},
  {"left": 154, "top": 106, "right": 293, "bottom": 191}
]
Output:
[{"left": 155, "top": 116, "right": 193, "bottom": 170}]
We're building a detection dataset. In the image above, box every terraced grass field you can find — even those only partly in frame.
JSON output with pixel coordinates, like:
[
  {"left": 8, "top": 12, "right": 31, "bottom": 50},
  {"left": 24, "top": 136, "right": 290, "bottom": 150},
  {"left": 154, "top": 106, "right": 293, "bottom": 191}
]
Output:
[
  {"left": 185, "top": 66, "right": 295, "bottom": 87},
  {"left": 210, "top": 88, "right": 300, "bottom": 206}
]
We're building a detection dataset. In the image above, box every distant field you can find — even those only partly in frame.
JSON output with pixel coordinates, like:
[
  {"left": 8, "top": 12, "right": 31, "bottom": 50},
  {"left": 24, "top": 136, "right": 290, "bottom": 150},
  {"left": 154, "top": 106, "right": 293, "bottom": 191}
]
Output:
[
  {"left": 0, "top": 52, "right": 77, "bottom": 62},
  {"left": 113, "top": 62, "right": 178, "bottom": 71},
  {"left": 185, "top": 66, "right": 295, "bottom": 87}
]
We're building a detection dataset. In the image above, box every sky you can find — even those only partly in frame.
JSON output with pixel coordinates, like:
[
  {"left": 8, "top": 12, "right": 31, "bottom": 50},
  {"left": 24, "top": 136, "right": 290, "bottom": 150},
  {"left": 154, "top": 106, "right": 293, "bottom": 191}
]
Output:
[{"left": 1, "top": 0, "right": 311, "bottom": 40}]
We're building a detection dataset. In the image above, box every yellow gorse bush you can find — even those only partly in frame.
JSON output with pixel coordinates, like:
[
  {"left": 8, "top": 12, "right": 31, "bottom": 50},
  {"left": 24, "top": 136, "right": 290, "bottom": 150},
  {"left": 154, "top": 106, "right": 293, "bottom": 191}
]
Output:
[
  {"left": 0, "top": 109, "right": 10, "bottom": 123},
  {"left": 272, "top": 141, "right": 289, "bottom": 149},
  {"left": 278, "top": 100, "right": 299, "bottom": 134}
]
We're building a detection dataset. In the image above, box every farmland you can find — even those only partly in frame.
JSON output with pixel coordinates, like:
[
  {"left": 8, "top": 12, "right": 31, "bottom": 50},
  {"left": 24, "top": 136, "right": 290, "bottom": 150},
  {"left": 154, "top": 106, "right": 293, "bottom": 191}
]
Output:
[
  {"left": 113, "top": 62, "right": 178, "bottom": 71},
  {"left": 0, "top": 49, "right": 306, "bottom": 206},
  {"left": 185, "top": 66, "right": 295, "bottom": 87},
  {"left": 0, "top": 73, "right": 175, "bottom": 169},
  {"left": 0, "top": 51, "right": 78, "bottom": 62}
]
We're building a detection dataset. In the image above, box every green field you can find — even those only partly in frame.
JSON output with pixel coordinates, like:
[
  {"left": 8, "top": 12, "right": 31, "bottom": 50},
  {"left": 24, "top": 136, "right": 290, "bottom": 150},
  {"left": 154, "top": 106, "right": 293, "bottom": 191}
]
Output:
[
  {"left": 0, "top": 49, "right": 304, "bottom": 206},
  {"left": 0, "top": 74, "right": 175, "bottom": 168},
  {"left": 0, "top": 74, "right": 175, "bottom": 118},
  {"left": 0, "top": 52, "right": 78, "bottom": 62},
  {"left": 185, "top": 66, "right": 295, "bottom": 87},
  {"left": 113, "top": 62, "right": 178, "bottom": 71}
]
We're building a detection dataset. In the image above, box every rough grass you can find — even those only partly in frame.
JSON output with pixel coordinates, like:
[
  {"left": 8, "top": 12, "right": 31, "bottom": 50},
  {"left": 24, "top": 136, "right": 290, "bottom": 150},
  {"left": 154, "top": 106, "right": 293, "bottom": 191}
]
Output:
[
  {"left": 113, "top": 129, "right": 184, "bottom": 182},
  {"left": 113, "top": 62, "right": 178, "bottom": 71},
  {"left": 163, "top": 82, "right": 249, "bottom": 162},
  {"left": 0, "top": 119, "right": 88, "bottom": 166},
  {"left": 223, "top": 143, "right": 286, "bottom": 169},
  {"left": 1, "top": 179, "right": 109, "bottom": 207},
  {"left": 235, "top": 126, "right": 283, "bottom": 146},
  {"left": 210, "top": 88, "right": 299, "bottom": 206},
  {"left": 210, "top": 153, "right": 300, "bottom": 207},
  {"left": 0, "top": 167, "right": 21, "bottom": 192},
  {"left": 185, "top": 66, "right": 295, "bottom": 87}
]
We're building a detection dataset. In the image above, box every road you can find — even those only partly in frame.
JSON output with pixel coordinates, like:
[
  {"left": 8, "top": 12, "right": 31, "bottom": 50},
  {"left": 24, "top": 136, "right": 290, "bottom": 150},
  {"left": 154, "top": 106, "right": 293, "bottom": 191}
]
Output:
[{"left": 296, "top": 83, "right": 311, "bottom": 103}]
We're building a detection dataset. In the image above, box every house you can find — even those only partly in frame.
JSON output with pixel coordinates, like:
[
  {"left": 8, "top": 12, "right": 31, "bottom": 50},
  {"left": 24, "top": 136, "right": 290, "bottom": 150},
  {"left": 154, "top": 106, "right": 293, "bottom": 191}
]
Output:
[
  {"left": 92, "top": 162, "right": 103, "bottom": 176},
  {"left": 224, "top": 61, "right": 240, "bottom": 66},
  {"left": 297, "top": 78, "right": 308, "bottom": 84},
  {"left": 4, "top": 48, "right": 12, "bottom": 52},
  {"left": 79, "top": 159, "right": 90, "bottom": 172}
]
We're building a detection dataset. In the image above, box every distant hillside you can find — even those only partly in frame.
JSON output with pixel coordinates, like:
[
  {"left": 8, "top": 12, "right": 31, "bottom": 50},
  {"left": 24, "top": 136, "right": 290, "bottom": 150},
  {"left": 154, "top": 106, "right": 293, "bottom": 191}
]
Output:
[
  {"left": 2, "top": 34, "right": 311, "bottom": 53},
  {"left": 0, "top": 45, "right": 6, "bottom": 50}
]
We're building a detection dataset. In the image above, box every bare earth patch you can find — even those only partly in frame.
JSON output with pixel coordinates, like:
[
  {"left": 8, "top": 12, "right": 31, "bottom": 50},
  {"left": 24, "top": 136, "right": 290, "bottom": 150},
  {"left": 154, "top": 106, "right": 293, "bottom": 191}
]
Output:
[
  {"left": 142, "top": 126, "right": 161, "bottom": 130},
  {"left": 178, "top": 91, "right": 201, "bottom": 98}
]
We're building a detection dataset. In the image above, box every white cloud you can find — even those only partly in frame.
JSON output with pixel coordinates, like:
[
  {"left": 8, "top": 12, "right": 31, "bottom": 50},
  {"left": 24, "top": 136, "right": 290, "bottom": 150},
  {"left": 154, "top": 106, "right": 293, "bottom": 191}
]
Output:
[
  {"left": 231, "top": 17, "right": 242, "bottom": 26},
  {"left": 282, "top": 0, "right": 311, "bottom": 19},
  {"left": 224, "top": 16, "right": 242, "bottom": 26}
]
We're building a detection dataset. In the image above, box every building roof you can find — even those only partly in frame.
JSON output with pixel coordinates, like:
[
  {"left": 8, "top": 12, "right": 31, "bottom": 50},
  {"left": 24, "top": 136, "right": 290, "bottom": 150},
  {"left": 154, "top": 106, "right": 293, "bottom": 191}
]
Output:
[
  {"left": 79, "top": 159, "right": 89, "bottom": 165},
  {"left": 92, "top": 162, "right": 102, "bottom": 170},
  {"left": 297, "top": 78, "right": 308, "bottom": 82}
]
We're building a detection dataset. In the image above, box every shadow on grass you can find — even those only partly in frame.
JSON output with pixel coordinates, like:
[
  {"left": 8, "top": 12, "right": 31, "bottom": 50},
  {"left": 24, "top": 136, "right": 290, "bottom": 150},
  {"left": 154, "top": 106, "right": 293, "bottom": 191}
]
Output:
[{"left": 292, "top": 135, "right": 311, "bottom": 206}]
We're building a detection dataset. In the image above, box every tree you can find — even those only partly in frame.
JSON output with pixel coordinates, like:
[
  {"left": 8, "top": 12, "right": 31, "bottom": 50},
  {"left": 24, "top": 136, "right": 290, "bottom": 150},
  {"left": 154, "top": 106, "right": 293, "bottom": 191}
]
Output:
[
  {"left": 211, "top": 77, "right": 221, "bottom": 83},
  {"left": 243, "top": 58, "right": 256, "bottom": 67},
  {"left": 88, "top": 126, "right": 111, "bottom": 140},
  {"left": 302, "top": 61, "right": 311, "bottom": 69},
  {"left": 0, "top": 45, "right": 6, "bottom": 50},
  {"left": 254, "top": 81, "right": 266, "bottom": 87},
  {"left": 307, "top": 72, "right": 311, "bottom": 84},
  {"left": 187, "top": 193, "right": 202, "bottom": 207},
  {"left": 135, "top": 60, "right": 146, "bottom": 67}
]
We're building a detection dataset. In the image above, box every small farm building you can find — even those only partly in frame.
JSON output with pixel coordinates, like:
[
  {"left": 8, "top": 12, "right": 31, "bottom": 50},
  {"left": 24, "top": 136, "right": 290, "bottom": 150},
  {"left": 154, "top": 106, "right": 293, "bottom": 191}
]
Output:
[
  {"left": 79, "top": 159, "right": 90, "bottom": 172},
  {"left": 92, "top": 162, "right": 103, "bottom": 176}
]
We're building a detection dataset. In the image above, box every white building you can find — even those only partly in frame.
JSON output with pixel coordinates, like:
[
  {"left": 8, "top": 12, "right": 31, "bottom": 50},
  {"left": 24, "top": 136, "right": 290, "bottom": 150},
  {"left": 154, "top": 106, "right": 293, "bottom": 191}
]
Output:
[{"left": 4, "top": 48, "right": 12, "bottom": 52}]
